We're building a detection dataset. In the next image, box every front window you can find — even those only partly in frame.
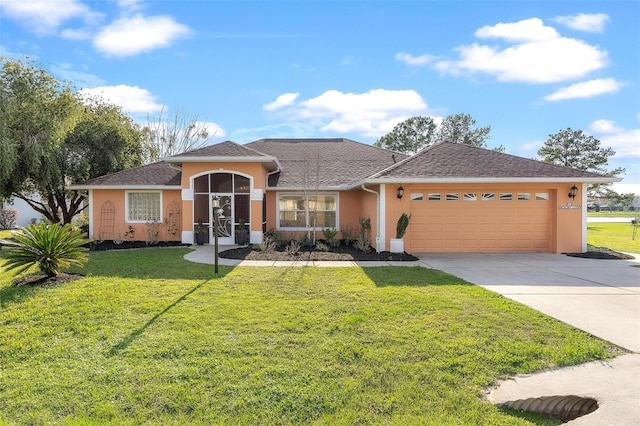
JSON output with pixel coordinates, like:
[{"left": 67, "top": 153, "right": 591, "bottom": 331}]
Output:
[
  {"left": 127, "top": 191, "right": 161, "bottom": 222},
  {"left": 278, "top": 193, "right": 337, "bottom": 229}
]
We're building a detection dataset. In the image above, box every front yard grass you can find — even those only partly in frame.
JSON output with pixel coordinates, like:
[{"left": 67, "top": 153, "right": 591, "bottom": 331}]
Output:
[
  {"left": 587, "top": 211, "right": 638, "bottom": 218},
  {"left": 588, "top": 222, "right": 640, "bottom": 254},
  {"left": 0, "top": 248, "right": 620, "bottom": 425}
]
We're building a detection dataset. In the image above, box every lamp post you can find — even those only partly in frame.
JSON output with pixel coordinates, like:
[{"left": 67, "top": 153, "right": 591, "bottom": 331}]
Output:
[{"left": 212, "top": 195, "right": 220, "bottom": 275}]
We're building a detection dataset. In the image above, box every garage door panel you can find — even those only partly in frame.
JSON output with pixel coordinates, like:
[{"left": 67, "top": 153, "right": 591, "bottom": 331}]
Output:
[{"left": 409, "top": 189, "right": 551, "bottom": 252}]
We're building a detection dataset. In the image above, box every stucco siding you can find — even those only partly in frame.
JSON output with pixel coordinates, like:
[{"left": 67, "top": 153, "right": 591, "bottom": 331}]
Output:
[{"left": 90, "top": 189, "right": 182, "bottom": 242}]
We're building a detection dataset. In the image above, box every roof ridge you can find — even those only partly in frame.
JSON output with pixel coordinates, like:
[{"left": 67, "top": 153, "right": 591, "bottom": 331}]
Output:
[{"left": 367, "top": 142, "right": 440, "bottom": 178}]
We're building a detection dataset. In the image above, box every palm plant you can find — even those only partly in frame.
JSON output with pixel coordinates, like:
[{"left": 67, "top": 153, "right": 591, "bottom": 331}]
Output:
[{"left": 0, "top": 223, "right": 90, "bottom": 277}]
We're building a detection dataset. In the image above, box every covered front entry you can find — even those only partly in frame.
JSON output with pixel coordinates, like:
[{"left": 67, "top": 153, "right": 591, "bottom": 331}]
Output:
[
  {"left": 193, "top": 172, "right": 251, "bottom": 245},
  {"left": 408, "top": 187, "right": 552, "bottom": 252}
]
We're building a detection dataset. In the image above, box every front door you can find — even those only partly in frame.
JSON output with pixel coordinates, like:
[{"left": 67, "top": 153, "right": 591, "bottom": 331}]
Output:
[{"left": 211, "top": 194, "right": 234, "bottom": 245}]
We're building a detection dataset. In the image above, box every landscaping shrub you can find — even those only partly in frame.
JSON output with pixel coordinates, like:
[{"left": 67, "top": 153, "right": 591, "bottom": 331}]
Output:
[{"left": 0, "top": 222, "right": 90, "bottom": 277}]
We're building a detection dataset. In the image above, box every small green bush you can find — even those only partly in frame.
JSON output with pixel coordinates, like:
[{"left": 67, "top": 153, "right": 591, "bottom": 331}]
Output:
[
  {"left": 396, "top": 213, "right": 411, "bottom": 239},
  {"left": 0, "top": 222, "right": 90, "bottom": 277}
]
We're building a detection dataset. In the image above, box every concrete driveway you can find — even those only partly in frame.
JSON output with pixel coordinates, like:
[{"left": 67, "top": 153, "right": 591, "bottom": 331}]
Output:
[
  {"left": 416, "top": 253, "right": 640, "bottom": 425},
  {"left": 416, "top": 252, "right": 640, "bottom": 353}
]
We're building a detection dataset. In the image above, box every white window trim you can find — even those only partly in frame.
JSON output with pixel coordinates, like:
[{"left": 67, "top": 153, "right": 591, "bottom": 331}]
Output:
[
  {"left": 276, "top": 192, "right": 339, "bottom": 231},
  {"left": 125, "top": 190, "right": 163, "bottom": 223}
]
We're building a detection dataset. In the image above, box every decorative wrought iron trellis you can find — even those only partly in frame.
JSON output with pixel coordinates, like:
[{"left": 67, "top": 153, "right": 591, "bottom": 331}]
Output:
[
  {"left": 99, "top": 201, "right": 115, "bottom": 240},
  {"left": 166, "top": 201, "right": 181, "bottom": 238}
]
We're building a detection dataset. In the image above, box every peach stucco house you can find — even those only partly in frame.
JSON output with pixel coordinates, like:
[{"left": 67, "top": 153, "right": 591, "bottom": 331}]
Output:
[{"left": 71, "top": 139, "right": 618, "bottom": 253}]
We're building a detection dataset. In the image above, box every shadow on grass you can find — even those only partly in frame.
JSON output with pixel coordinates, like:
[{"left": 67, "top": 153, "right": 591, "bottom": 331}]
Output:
[
  {"left": 0, "top": 282, "right": 42, "bottom": 308},
  {"left": 363, "top": 266, "right": 474, "bottom": 287},
  {"left": 109, "top": 279, "right": 209, "bottom": 356}
]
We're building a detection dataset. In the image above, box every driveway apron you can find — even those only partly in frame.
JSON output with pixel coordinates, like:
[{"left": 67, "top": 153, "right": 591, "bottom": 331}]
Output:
[{"left": 416, "top": 253, "right": 640, "bottom": 353}]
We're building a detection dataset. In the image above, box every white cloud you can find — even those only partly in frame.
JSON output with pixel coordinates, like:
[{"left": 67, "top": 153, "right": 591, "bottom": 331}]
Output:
[
  {"left": 0, "top": 0, "right": 102, "bottom": 35},
  {"left": 263, "top": 93, "right": 299, "bottom": 111},
  {"left": 196, "top": 121, "right": 227, "bottom": 139},
  {"left": 264, "top": 89, "right": 429, "bottom": 138},
  {"left": 544, "top": 78, "right": 624, "bottom": 101},
  {"left": 395, "top": 52, "right": 438, "bottom": 66},
  {"left": 427, "top": 18, "right": 609, "bottom": 83},
  {"left": 79, "top": 85, "right": 164, "bottom": 114},
  {"left": 475, "top": 18, "right": 558, "bottom": 42},
  {"left": 59, "top": 28, "right": 92, "bottom": 41},
  {"left": 93, "top": 14, "right": 190, "bottom": 57},
  {"left": 589, "top": 119, "right": 640, "bottom": 158},
  {"left": 553, "top": 13, "right": 610, "bottom": 33},
  {"left": 117, "top": 0, "right": 145, "bottom": 12}
]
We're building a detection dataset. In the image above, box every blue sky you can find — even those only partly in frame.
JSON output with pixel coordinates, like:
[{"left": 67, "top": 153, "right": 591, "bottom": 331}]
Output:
[{"left": 1, "top": 0, "right": 639, "bottom": 193}]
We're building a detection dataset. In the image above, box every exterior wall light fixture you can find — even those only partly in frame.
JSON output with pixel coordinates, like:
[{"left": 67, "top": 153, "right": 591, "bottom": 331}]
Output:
[
  {"left": 568, "top": 184, "right": 578, "bottom": 200},
  {"left": 397, "top": 186, "right": 404, "bottom": 199}
]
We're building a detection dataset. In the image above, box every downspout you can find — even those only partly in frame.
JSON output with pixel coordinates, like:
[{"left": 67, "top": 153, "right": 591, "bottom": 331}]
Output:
[
  {"left": 361, "top": 184, "right": 380, "bottom": 252},
  {"left": 264, "top": 162, "right": 282, "bottom": 235}
]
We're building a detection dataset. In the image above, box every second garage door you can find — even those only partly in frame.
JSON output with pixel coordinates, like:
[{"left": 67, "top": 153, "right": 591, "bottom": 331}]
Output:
[{"left": 408, "top": 189, "right": 552, "bottom": 252}]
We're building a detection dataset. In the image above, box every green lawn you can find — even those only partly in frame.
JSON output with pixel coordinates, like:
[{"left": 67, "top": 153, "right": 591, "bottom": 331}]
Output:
[
  {"left": 587, "top": 211, "right": 638, "bottom": 218},
  {"left": 0, "top": 248, "right": 619, "bottom": 425},
  {"left": 588, "top": 222, "right": 640, "bottom": 254}
]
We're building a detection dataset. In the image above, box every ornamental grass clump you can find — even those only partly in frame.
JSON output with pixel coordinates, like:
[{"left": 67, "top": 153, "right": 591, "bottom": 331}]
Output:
[{"left": 0, "top": 222, "right": 90, "bottom": 277}]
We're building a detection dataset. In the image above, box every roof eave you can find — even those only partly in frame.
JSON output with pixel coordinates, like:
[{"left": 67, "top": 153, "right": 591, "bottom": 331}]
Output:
[
  {"left": 264, "top": 185, "right": 352, "bottom": 191},
  {"left": 69, "top": 184, "right": 181, "bottom": 190},
  {"left": 363, "top": 177, "right": 622, "bottom": 184},
  {"left": 163, "top": 155, "right": 280, "bottom": 171}
]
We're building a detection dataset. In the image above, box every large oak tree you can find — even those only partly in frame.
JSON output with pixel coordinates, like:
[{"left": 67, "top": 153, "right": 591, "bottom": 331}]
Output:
[{"left": 0, "top": 58, "right": 145, "bottom": 224}]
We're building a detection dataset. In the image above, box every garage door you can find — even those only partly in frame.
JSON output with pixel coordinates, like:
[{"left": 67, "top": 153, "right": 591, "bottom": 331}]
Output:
[{"left": 408, "top": 190, "right": 551, "bottom": 252}]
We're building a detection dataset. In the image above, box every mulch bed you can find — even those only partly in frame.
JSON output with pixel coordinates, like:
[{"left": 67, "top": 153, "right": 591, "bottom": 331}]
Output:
[
  {"left": 12, "top": 273, "right": 84, "bottom": 287},
  {"left": 220, "top": 244, "right": 419, "bottom": 262},
  {"left": 564, "top": 247, "right": 635, "bottom": 260},
  {"left": 89, "top": 240, "right": 189, "bottom": 251}
]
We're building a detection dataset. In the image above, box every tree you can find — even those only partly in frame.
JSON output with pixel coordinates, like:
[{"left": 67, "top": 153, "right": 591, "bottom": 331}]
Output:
[
  {"left": 65, "top": 97, "right": 144, "bottom": 183},
  {"left": 436, "top": 113, "right": 491, "bottom": 148},
  {"left": 374, "top": 116, "right": 437, "bottom": 154},
  {"left": 143, "top": 106, "right": 213, "bottom": 163},
  {"left": 374, "top": 113, "right": 493, "bottom": 155},
  {"left": 601, "top": 188, "right": 636, "bottom": 210},
  {"left": 0, "top": 58, "right": 145, "bottom": 224},
  {"left": 537, "top": 128, "right": 625, "bottom": 195}
]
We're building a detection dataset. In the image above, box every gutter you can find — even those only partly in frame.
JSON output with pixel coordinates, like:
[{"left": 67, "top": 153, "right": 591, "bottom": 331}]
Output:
[{"left": 361, "top": 184, "right": 381, "bottom": 253}]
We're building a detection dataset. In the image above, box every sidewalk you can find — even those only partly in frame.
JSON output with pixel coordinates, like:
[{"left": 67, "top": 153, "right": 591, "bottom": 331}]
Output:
[{"left": 587, "top": 217, "right": 636, "bottom": 223}]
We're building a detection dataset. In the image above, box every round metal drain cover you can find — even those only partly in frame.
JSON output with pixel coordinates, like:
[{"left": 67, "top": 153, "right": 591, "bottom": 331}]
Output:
[{"left": 498, "top": 395, "right": 598, "bottom": 421}]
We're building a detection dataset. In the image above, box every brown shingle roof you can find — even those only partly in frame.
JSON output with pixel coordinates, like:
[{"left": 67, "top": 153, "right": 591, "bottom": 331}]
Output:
[
  {"left": 168, "top": 140, "right": 272, "bottom": 159},
  {"left": 246, "top": 138, "right": 406, "bottom": 188},
  {"left": 74, "top": 161, "right": 181, "bottom": 187},
  {"left": 371, "top": 142, "right": 609, "bottom": 180},
  {"left": 75, "top": 139, "right": 614, "bottom": 189}
]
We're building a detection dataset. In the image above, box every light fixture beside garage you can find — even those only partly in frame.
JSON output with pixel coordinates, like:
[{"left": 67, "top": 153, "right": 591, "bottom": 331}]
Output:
[
  {"left": 568, "top": 184, "right": 578, "bottom": 200},
  {"left": 397, "top": 186, "right": 404, "bottom": 199}
]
